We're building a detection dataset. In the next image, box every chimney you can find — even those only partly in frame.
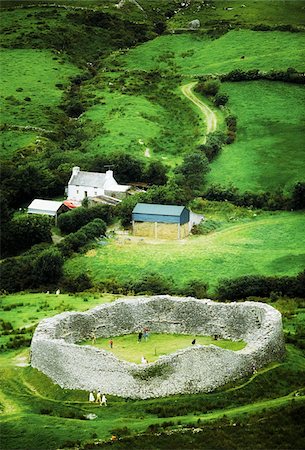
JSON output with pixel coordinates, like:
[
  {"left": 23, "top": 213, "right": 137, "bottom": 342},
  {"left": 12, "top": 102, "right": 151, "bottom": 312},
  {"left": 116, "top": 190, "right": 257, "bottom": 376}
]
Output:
[
  {"left": 105, "top": 169, "right": 113, "bottom": 180},
  {"left": 72, "top": 166, "right": 80, "bottom": 177}
]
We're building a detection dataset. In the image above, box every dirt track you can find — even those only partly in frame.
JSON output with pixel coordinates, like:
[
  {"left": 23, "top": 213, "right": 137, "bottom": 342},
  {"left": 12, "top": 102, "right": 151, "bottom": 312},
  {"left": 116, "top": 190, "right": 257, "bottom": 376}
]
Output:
[{"left": 181, "top": 82, "right": 217, "bottom": 143}]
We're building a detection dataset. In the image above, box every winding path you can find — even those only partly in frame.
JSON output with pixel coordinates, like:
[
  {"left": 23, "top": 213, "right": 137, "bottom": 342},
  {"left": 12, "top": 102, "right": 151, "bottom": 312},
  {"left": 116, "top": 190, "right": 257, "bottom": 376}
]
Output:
[{"left": 181, "top": 82, "right": 217, "bottom": 143}]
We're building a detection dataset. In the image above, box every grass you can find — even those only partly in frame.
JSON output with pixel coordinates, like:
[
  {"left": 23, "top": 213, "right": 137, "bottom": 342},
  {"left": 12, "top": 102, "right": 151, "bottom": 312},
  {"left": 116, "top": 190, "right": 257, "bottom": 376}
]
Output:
[
  {"left": 64, "top": 211, "right": 305, "bottom": 292},
  {"left": 0, "top": 293, "right": 116, "bottom": 348},
  {"left": 167, "top": 0, "right": 305, "bottom": 30},
  {"left": 0, "top": 49, "right": 78, "bottom": 128},
  {"left": 118, "top": 30, "right": 305, "bottom": 75},
  {"left": 0, "top": 130, "right": 38, "bottom": 159},
  {"left": 207, "top": 80, "right": 305, "bottom": 194},
  {"left": 80, "top": 333, "right": 246, "bottom": 364}
]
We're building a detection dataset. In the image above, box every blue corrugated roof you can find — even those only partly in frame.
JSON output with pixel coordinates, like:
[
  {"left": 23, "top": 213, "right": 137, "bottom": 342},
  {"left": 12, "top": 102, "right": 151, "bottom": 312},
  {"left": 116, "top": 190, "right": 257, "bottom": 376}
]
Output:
[{"left": 133, "top": 203, "right": 186, "bottom": 217}]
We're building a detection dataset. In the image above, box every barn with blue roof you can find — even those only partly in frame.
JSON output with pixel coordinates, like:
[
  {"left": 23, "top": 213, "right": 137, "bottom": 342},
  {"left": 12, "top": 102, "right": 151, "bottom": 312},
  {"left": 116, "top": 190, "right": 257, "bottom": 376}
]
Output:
[{"left": 132, "top": 203, "right": 190, "bottom": 239}]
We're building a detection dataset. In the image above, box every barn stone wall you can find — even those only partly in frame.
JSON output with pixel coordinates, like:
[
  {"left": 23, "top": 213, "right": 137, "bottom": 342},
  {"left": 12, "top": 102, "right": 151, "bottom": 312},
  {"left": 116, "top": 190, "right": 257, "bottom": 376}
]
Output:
[{"left": 31, "top": 296, "right": 285, "bottom": 399}]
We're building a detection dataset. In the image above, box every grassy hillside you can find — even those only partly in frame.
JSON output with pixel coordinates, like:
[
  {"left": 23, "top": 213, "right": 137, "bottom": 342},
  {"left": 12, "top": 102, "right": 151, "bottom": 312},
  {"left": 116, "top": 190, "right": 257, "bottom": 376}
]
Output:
[
  {"left": 64, "top": 211, "right": 305, "bottom": 292},
  {"left": 206, "top": 80, "right": 305, "bottom": 194},
  {"left": 0, "top": 49, "right": 78, "bottom": 127},
  {"left": 117, "top": 30, "right": 305, "bottom": 75},
  {"left": 0, "top": 293, "right": 304, "bottom": 449}
]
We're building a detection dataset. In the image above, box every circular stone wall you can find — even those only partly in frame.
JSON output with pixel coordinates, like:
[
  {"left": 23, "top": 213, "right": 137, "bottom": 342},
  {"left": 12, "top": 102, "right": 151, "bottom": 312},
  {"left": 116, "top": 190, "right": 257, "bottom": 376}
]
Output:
[{"left": 31, "top": 296, "right": 285, "bottom": 399}]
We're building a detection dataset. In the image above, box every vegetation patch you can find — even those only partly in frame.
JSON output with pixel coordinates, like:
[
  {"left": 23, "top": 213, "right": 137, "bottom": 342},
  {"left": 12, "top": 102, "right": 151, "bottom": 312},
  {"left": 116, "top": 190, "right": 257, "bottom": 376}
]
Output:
[
  {"left": 80, "top": 333, "right": 246, "bottom": 364},
  {"left": 206, "top": 81, "right": 305, "bottom": 194}
]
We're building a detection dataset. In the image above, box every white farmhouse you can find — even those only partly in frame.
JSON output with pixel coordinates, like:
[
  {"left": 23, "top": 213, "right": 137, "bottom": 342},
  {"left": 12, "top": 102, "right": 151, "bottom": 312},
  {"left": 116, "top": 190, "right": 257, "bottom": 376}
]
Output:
[{"left": 67, "top": 166, "right": 131, "bottom": 203}]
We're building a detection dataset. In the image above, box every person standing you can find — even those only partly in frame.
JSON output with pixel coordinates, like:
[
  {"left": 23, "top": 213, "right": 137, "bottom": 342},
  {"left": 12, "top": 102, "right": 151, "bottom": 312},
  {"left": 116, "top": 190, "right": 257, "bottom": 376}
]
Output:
[
  {"left": 101, "top": 394, "right": 107, "bottom": 406},
  {"left": 89, "top": 391, "right": 95, "bottom": 402},
  {"left": 96, "top": 390, "right": 102, "bottom": 404},
  {"left": 138, "top": 331, "right": 143, "bottom": 343},
  {"left": 109, "top": 339, "right": 113, "bottom": 349}
]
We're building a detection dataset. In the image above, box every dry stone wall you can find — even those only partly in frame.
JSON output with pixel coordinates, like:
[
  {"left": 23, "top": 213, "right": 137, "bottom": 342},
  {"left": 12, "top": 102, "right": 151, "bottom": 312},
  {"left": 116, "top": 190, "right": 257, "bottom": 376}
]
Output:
[{"left": 31, "top": 296, "right": 285, "bottom": 399}]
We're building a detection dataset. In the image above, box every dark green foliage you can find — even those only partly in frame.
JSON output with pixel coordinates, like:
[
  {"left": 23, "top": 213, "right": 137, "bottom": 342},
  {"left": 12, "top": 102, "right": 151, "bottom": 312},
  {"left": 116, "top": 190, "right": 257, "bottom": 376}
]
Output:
[
  {"left": 58, "top": 204, "right": 114, "bottom": 234},
  {"left": 179, "top": 279, "right": 208, "bottom": 299},
  {"left": 0, "top": 256, "right": 34, "bottom": 292},
  {"left": 115, "top": 193, "right": 144, "bottom": 228},
  {"left": 131, "top": 272, "right": 175, "bottom": 295},
  {"left": 60, "top": 273, "right": 92, "bottom": 293},
  {"left": 175, "top": 151, "right": 210, "bottom": 195},
  {"left": 90, "top": 152, "right": 145, "bottom": 184},
  {"left": 216, "top": 270, "right": 305, "bottom": 300},
  {"left": 204, "top": 183, "right": 290, "bottom": 210},
  {"left": 291, "top": 182, "right": 305, "bottom": 209},
  {"left": 94, "top": 403, "right": 305, "bottom": 449},
  {"left": 1, "top": 214, "right": 52, "bottom": 257},
  {"left": 213, "top": 93, "right": 229, "bottom": 107},
  {"left": 144, "top": 160, "right": 167, "bottom": 186},
  {"left": 32, "top": 247, "right": 64, "bottom": 284},
  {"left": 221, "top": 68, "right": 305, "bottom": 84},
  {"left": 197, "top": 131, "right": 226, "bottom": 161},
  {"left": 58, "top": 218, "right": 106, "bottom": 257},
  {"left": 196, "top": 78, "right": 220, "bottom": 96},
  {"left": 191, "top": 219, "right": 221, "bottom": 235}
]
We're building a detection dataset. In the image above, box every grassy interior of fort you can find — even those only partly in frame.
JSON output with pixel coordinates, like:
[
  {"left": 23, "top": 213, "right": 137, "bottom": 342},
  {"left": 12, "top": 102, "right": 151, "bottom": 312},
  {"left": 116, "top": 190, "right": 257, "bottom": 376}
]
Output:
[{"left": 80, "top": 333, "right": 246, "bottom": 363}]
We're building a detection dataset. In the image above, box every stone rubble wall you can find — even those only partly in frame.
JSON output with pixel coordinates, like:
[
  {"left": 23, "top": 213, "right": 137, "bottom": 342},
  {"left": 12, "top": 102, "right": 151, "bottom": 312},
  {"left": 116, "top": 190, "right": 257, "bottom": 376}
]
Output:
[{"left": 31, "top": 296, "right": 285, "bottom": 399}]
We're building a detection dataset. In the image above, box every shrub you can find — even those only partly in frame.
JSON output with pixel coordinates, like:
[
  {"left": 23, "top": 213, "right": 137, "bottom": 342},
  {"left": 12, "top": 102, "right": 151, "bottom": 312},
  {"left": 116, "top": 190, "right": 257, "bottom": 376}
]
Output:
[
  {"left": 32, "top": 247, "right": 64, "bottom": 285},
  {"left": 191, "top": 219, "right": 221, "bottom": 235},
  {"left": 214, "top": 93, "right": 229, "bottom": 107},
  {"left": 1, "top": 214, "right": 52, "bottom": 257},
  {"left": 216, "top": 270, "right": 305, "bottom": 300},
  {"left": 58, "top": 204, "right": 114, "bottom": 234},
  {"left": 131, "top": 272, "right": 175, "bottom": 295},
  {"left": 196, "top": 78, "right": 220, "bottom": 96},
  {"left": 58, "top": 218, "right": 106, "bottom": 257},
  {"left": 61, "top": 273, "right": 92, "bottom": 293}
]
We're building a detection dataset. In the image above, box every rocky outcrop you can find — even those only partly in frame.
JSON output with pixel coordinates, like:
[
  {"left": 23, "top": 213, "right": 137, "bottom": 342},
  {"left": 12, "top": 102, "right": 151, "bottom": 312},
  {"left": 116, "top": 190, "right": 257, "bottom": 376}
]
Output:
[{"left": 31, "top": 296, "right": 285, "bottom": 399}]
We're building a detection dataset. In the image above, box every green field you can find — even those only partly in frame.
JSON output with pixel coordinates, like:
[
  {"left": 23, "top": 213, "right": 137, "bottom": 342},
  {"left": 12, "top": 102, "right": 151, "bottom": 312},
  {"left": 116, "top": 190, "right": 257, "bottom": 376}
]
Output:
[
  {"left": 0, "top": 49, "right": 78, "bottom": 127},
  {"left": 118, "top": 30, "right": 305, "bottom": 75},
  {"left": 206, "top": 80, "right": 305, "bottom": 194},
  {"left": 64, "top": 211, "right": 305, "bottom": 292},
  {"left": 0, "top": 293, "right": 304, "bottom": 449},
  {"left": 81, "top": 333, "right": 246, "bottom": 363},
  {"left": 167, "top": 0, "right": 305, "bottom": 30}
]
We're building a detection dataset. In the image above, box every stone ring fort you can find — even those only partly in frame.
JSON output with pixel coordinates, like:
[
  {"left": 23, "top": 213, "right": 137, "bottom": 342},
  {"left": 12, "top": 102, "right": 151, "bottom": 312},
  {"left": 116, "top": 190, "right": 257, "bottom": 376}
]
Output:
[{"left": 31, "top": 296, "right": 285, "bottom": 399}]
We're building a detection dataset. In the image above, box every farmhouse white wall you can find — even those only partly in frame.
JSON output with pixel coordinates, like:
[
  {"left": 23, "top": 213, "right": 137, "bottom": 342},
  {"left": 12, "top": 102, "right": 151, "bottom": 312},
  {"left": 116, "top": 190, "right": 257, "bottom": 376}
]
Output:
[{"left": 31, "top": 296, "right": 285, "bottom": 399}]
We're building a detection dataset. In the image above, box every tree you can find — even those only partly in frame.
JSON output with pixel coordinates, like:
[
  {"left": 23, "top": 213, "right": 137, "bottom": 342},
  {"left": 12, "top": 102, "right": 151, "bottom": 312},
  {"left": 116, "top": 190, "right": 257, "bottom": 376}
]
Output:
[
  {"left": 291, "top": 182, "right": 305, "bottom": 210},
  {"left": 145, "top": 161, "right": 167, "bottom": 186},
  {"left": 1, "top": 214, "right": 52, "bottom": 257},
  {"left": 32, "top": 247, "right": 64, "bottom": 284},
  {"left": 196, "top": 79, "right": 220, "bottom": 96},
  {"left": 175, "top": 151, "right": 210, "bottom": 195}
]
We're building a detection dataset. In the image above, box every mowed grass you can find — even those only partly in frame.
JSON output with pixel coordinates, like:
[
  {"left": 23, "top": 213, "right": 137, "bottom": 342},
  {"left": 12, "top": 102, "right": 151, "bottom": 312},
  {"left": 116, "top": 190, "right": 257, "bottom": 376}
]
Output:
[
  {"left": 65, "top": 211, "right": 305, "bottom": 292},
  {"left": 207, "top": 80, "right": 305, "bottom": 194},
  {"left": 81, "top": 333, "right": 246, "bottom": 363},
  {"left": 118, "top": 30, "right": 305, "bottom": 75},
  {"left": 0, "top": 49, "right": 78, "bottom": 127}
]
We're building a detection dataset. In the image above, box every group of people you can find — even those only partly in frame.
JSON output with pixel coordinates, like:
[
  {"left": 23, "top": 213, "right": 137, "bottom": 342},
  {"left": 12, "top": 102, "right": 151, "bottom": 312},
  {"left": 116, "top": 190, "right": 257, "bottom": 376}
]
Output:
[
  {"left": 89, "top": 389, "right": 107, "bottom": 406},
  {"left": 138, "top": 327, "right": 149, "bottom": 343}
]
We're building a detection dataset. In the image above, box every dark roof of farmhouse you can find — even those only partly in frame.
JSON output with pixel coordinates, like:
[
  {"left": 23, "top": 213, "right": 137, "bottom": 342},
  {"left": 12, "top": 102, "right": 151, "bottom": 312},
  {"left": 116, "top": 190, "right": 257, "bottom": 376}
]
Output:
[
  {"left": 133, "top": 203, "right": 187, "bottom": 216},
  {"left": 69, "top": 171, "right": 106, "bottom": 188}
]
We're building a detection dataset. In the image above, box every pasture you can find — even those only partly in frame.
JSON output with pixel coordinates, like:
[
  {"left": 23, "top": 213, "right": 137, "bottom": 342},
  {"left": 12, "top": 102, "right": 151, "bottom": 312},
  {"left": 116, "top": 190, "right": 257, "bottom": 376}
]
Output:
[
  {"left": 0, "top": 49, "right": 78, "bottom": 127},
  {"left": 65, "top": 211, "right": 305, "bottom": 293},
  {"left": 207, "top": 80, "right": 305, "bottom": 194},
  {"left": 118, "top": 30, "right": 305, "bottom": 75}
]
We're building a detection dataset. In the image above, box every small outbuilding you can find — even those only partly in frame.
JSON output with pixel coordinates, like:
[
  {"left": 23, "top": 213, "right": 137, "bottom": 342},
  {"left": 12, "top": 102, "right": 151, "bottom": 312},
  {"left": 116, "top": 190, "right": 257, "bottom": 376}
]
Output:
[
  {"left": 132, "top": 203, "right": 190, "bottom": 239},
  {"left": 27, "top": 199, "right": 67, "bottom": 224}
]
